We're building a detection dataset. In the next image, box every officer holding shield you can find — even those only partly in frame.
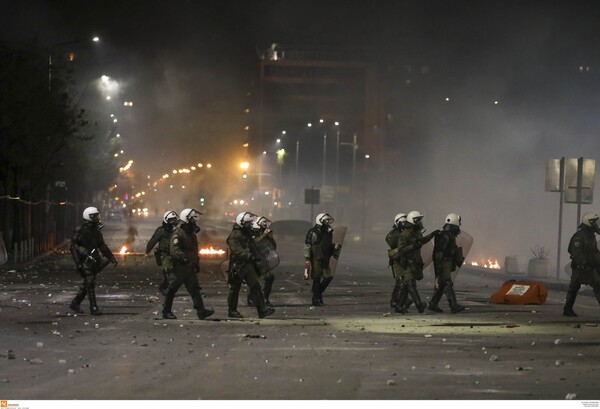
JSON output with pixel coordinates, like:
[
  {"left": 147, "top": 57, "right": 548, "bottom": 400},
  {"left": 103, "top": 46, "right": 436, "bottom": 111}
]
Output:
[
  {"left": 564, "top": 212, "right": 600, "bottom": 317},
  {"left": 69, "top": 207, "right": 118, "bottom": 315},
  {"left": 428, "top": 213, "right": 465, "bottom": 314}
]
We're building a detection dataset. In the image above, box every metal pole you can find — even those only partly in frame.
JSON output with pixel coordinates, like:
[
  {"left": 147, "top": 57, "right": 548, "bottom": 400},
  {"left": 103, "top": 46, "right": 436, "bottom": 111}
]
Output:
[
  {"left": 352, "top": 133, "right": 357, "bottom": 197},
  {"left": 557, "top": 157, "right": 564, "bottom": 280},
  {"left": 322, "top": 132, "right": 327, "bottom": 187},
  {"left": 335, "top": 128, "right": 340, "bottom": 214},
  {"left": 295, "top": 138, "right": 299, "bottom": 206},
  {"left": 576, "top": 157, "right": 583, "bottom": 229}
]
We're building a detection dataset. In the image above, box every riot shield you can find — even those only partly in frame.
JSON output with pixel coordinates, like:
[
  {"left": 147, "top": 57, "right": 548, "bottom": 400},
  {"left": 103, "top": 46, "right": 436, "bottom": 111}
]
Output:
[
  {"left": 0, "top": 234, "right": 7, "bottom": 265},
  {"left": 255, "top": 237, "right": 280, "bottom": 275},
  {"left": 421, "top": 230, "right": 473, "bottom": 280},
  {"left": 329, "top": 225, "right": 347, "bottom": 276}
]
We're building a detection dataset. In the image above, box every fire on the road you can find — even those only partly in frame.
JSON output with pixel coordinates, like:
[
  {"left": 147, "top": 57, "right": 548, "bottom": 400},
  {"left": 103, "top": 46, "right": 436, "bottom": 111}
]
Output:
[
  {"left": 471, "top": 259, "right": 501, "bottom": 269},
  {"left": 119, "top": 245, "right": 128, "bottom": 255},
  {"left": 199, "top": 247, "right": 226, "bottom": 256}
]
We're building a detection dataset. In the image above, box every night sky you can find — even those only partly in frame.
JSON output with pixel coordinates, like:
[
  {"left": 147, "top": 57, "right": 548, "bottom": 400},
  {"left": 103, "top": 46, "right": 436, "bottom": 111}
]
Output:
[{"left": 3, "top": 0, "right": 600, "bottom": 263}]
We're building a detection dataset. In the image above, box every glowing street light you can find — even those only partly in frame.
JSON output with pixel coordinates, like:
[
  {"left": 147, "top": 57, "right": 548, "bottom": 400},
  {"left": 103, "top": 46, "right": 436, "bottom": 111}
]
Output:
[
  {"left": 240, "top": 161, "right": 249, "bottom": 170},
  {"left": 49, "top": 36, "right": 100, "bottom": 92}
]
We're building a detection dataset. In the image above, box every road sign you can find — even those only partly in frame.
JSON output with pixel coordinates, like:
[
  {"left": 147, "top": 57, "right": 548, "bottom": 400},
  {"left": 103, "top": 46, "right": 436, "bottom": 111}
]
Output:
[{"left": 305, "top": 188, "right": 320, "bottom": 205}]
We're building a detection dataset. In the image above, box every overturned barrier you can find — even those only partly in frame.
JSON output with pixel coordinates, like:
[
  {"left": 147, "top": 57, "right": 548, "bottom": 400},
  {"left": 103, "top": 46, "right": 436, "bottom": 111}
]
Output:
[{"left": 490, "top": 280, "right": 548, "bottom": 305}]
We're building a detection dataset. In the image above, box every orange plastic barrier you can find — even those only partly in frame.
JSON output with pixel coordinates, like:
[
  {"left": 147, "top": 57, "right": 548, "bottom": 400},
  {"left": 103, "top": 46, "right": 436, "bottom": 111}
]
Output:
[{"left": 490, "top": 280, "right": 548, "bottom": 305}]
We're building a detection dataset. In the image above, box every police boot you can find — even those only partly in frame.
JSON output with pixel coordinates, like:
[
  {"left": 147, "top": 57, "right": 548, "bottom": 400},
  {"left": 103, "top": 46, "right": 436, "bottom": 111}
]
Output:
[
  {"left": 69, "top": 287, "right": 86, "bottom": 314},
  {"left": 162, "top": 291, "right": 177, "bottom": 319},
  {"left": 227, "top": 281, "right": 243, "bottom": 318},
  {"left": 563, "top": 291, "right": 578, "bottom": 317},
  {"left": 312, "top": 279, "right": 323, "bottom": 306},
  {"left": 428, "top": 284, "right": 445, "bottom": 313},
  {"left": 264, "top": 275, "right": 275, "bottom": 307},
  {"left": 407, "top": 281, "right": 427, "bottom": 313},
  {"left": 191, "top": 286, "right": 214, "bottom": 320},
  {"left": 87, "top": 286, "right": 103, "bottom": 316},
  {"left": 252, "top": 284, "right": 274, "bottom": 318},
  {"left": 394, "top": 283, "right": 409, "bottom": 314},
  {"left": 390, "top": 282, "right": 401, "bottom": 308},
  {"left": 319, "top": 277, "right": 333, "bottom": 304},
  {"left": 445, "top": 283, "right": 465, "bottom": 314}
]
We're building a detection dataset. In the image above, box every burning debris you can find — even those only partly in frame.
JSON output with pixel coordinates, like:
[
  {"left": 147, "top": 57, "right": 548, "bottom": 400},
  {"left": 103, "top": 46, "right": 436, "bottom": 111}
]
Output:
[{"left": 471, "top": 259, "right": 501, "bottom": 269}]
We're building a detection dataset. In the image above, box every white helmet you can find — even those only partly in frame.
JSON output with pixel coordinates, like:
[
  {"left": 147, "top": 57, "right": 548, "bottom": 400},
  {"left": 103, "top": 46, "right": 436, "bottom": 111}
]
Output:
[
  {"left": 163, "top": 210, "right": 178, "bottom": 224},
  {"left": 445, "top": 213, "right": 461, "bottom": 227},
  {"left": 83, "top": 206, "right": 100, "bottom": 222},
  {"left": 253, "top": 216, "right": 272, "bottom": 230},
  {"left": 180, "top": 208, "right": 202, "bottom": 224},
  {"left": 394, "top": 213, "right": 407, "bottom": 227},
  {"left": 236, "top": 211, "right": 256, "bottom": 228},
  {"left": 582, "top": 212, "right": 600, "bottom": 227},
  {"left": 406, "top": 210, "right": 423, "bottom": 226},
  {"left": 316, "top": 213, "right": 334, "bottom": 226}
]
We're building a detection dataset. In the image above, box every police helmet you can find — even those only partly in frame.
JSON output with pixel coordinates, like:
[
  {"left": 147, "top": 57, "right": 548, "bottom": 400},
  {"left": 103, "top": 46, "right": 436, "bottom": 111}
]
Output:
[
  {"left": 83, "top": 206, "right": 100, "bottom": 222},
  {"left": 163, "top": 210, "right": 178, "bottom": 224},
  {"left": 316, "top": 213, "right": 334, "bottom": 226}
]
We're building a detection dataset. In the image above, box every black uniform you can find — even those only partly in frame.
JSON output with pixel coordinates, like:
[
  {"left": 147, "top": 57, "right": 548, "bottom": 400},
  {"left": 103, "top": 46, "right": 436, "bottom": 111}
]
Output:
[
  {"left": 146, "top": 222, "right": 175, "bottom": 295},
  {"left": 162, "top": 221, "right": 214, "bottom": 320},
  {"left": 564, "top": 223, "right": 600, "bottom": 316},
  {"left": 69, "top": 221, "right": 117, "bottom": 315},
  {"left": 247, "top": 227, "right": 277, "bottom": 307},
  {"left": 429, "top": 226, "right": 465, "bottom": 313},
  {"left": 304, "top": 224, "right": 338, "bottom": 306},
  {"left": 226, "top": 225, "right": 274, "bottom": 318}
]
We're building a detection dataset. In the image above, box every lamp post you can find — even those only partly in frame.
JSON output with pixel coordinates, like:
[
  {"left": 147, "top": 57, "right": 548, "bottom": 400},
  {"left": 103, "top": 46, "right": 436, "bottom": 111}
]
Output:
[
  {"left": 361, "top": 154, "right": 371, "bottom": 245},
  {"left": 334, "top": 122, "right": 340, "bottom": 214},
  {"left": 340, "top": 133, "right": 358, "bottom": 198},
  {"left": 48, "top": 36, "right": 100, "bottom": 92}
]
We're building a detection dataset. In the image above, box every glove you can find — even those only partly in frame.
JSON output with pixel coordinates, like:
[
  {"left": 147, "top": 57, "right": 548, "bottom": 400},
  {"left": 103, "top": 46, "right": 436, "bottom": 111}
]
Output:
[
  {"left": 423, "top": 230, "right": 440, "bottom": 243},
  {"left": 76, "top": 264, "right": 84, "bottom": 274},
  {"left": 111, "top": 258, "right": 118, "bottom": 267}
]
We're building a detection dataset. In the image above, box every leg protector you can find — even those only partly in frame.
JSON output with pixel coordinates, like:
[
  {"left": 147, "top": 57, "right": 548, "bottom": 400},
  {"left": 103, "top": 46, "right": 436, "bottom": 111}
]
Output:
[
  {"left": 227, "top": 280, "right": 242, "bottom": 313},
  {"left": 444, "top": 282, "right": 465, "bottom": 313},
  {"left": 395, "top": 282, "right": 409, "bottom": 314},
  {"left": 263, "top": 274, "right": 275, "bottom": 303},
  {"left": 563, "top": 290, "right": 578, "bottom": 317},
  {"left": 428, "top": 281, "right": 446, "bottom": 313},
  {"left": 318, "top": 277, "right": 333, "bottom": 304},
  {"left": 252, "top": 283, "right": 274, "bottom": 318},
  {"left": 407, "top": 280, "right": 427, "bottom": 313},
  {"left": 70, "top": 285, "right": 87, "bottom": 313},
  {"left": 87, "top": 285, "right": 102, "bottom": 315},
  {"left": 390, "top": 282, "right": 401, "bottom": 308},
  {"left": 312, "top": 278, "right": 322, "bottom": 306}
]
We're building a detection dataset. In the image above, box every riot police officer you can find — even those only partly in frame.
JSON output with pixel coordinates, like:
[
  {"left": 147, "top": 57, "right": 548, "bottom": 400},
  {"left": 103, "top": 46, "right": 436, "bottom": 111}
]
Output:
[
  {"left": 386, "top": 213, "right": 411, "bottom": 310},
  {"left": 247, "top": 216, "right": 277, "bottom": 308},
  {"left": 162, "top": 208, "right": 214, "bottom": 320},
  {"left": 226, "top": 211, "right": 275, "bottom": 319},
  {"left": 428, "top": 213, "right": 465, "bottom": 313},
  {"left": 69, "top": 207, "right": 118, "bottom": 315},
  {"left": 304, "top": 213, "right": 341, "bottom": 306},
  {"left": 394, "top": 210, "right": 438, "bottom": 313},
  {"left": 145, "top": 210, "right": 178, "bottom": 295},
  {"left": 564, "top": 212, "right": 600, "bottom": 317}
]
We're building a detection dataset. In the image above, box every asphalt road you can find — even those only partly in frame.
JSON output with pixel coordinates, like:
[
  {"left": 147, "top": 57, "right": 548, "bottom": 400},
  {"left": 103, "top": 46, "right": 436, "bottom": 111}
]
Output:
[{"left": 1, "top": 218, "right": 600, "bottom": 400}]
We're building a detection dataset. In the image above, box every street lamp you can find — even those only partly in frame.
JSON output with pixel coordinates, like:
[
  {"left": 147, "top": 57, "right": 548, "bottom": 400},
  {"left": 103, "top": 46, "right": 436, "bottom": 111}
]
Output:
[
  {"left": 48, "top": 36, "right": 100, "bottom": 92},
  {"left": 361, "top": 153, "right": 371, "bottom": 245}
]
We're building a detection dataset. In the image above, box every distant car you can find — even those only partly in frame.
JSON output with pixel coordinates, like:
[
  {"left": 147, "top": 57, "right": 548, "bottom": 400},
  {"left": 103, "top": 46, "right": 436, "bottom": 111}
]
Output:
[{"left": 106, "top": 210, "right": 123, "bottom": 222}]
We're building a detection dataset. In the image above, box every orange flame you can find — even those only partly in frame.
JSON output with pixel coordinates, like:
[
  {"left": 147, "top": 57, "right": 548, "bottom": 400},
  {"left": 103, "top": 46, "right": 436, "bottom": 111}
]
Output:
[
  {"left": 119, "top": 245, "right": 128, "bottom": 255},
  {"left": 471, "top": 259, "right": 501, "bottom": 269},
  {"left": 199, "top": 247, "right": 226, "bottom": 256}
]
